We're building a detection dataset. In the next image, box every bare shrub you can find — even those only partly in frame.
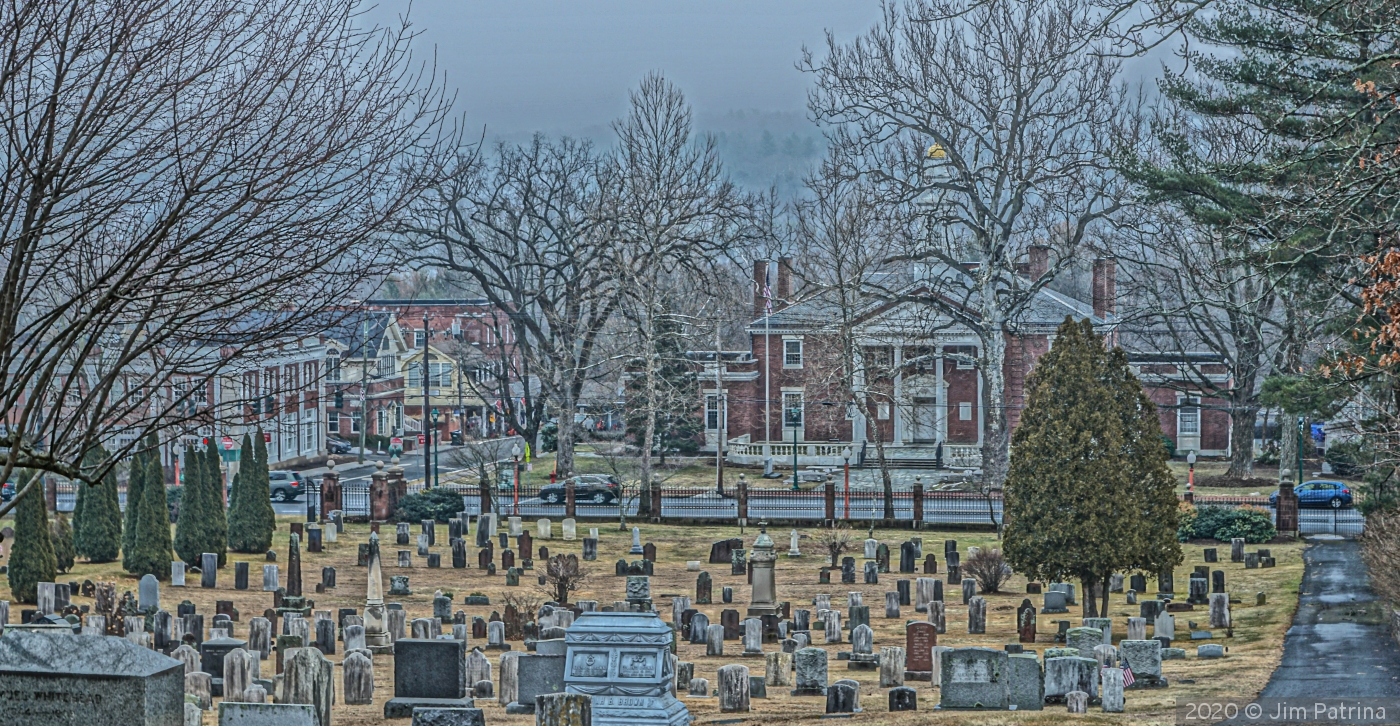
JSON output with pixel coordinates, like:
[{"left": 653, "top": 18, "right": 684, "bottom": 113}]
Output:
[
  {"left": 964, "top": 547, "right": 1011, "bottom": 594},
  {"left": 541, "top": 553, "right": 589, "bottom": 606},
  {"left": 816, "top": 524, "right": 854, "bottom": 567}
]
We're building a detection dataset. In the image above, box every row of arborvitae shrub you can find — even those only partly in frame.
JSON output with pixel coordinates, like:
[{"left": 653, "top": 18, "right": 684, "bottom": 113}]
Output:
[
  {"left": 395, "top": 488, "right": 466, "bottom": 523},
  {"left": 1178, "top": 503, "right": 1277, "bottom": 543}
]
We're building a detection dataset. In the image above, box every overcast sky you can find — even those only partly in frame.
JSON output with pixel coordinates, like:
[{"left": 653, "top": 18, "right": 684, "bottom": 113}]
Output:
[{"left": 362, "top": 1, "right": 888, "bottom": 135}]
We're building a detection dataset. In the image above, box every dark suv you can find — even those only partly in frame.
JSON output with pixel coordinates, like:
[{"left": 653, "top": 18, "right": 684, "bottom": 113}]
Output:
[{"left": 539, "top": 475, "right": 621, "bottom": 504}]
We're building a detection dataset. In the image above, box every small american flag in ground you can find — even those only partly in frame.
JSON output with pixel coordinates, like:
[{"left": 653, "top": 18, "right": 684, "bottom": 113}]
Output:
[{"left": 1122, "top": 665, "right": 1136, "bottom": 687}]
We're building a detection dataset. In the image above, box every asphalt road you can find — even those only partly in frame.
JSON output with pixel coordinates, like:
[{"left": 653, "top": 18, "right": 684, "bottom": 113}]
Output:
[{"left": 1258, "top": 538, "right": 1400, "bottom": 698}]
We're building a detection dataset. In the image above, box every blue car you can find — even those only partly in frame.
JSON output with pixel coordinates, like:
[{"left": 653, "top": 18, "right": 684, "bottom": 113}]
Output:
[{"left": 1269, "top": 480, "right": 1353, "bottom": 509}]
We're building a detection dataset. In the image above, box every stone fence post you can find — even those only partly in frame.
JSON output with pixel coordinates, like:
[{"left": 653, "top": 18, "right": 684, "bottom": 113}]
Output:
[
  {"left": 369, "top": 462, "right": 390, "bottom": 522},
  {"left": 565, "top": 479, "right": 576, "bottom": 519},
  {"left": 649, "top": 483, "right": 662, "bottom": 521},
  {"left": 823, "top": 480, "right": 836, "bottom": 523},
  {"left": 320, "top": 469, "right": 341, "bottom": 523},
  {"left": 911, "top": 480, "right": 924, "bottom": 528},
  {"left": 737, "top": 477, "right": 748, "bottom": 523}
]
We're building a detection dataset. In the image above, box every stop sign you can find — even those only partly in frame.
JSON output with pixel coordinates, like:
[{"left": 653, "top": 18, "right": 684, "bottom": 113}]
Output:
[{"left": 221, "top": 436, "right": 235, "bottom": 450}]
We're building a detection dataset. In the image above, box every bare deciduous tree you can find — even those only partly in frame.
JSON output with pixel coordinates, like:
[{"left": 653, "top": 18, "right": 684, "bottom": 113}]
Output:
[
  {"left": 404, "top": 137, "right": 619, "bottom": 479},
  {"left": 801, "top": 0, "right": 1142, "bottom": 489},
  {"left": 0, "top": 0, "right": 450, "bottom": 513}
]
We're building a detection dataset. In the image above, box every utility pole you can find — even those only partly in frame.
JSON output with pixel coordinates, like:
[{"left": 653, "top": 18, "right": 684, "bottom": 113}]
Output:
[
  {"left": 423, "top": 314, "right": 432, "bottom": 487},
  {"left": 358, "top": 319, "right": 369, "bottom": 464},
  {"left": 715, "top": 321, "right": 726, "bottom": 497}
]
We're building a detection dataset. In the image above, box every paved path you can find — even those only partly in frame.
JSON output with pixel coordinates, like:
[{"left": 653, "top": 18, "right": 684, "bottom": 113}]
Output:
[{"left": 1259, "top": 538, "right": 1400, "bottom": 698}]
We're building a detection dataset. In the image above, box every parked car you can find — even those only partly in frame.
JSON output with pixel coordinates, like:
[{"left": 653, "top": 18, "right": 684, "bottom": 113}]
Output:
[
  {"left": 538, "top": 474, "right": 621, "bottom": 504},
  {"left": 1269, "top": 480, "right": 1353, "bottom": 509},
  {"left": 231, "top": 471, "right": 306, "bottom": 502},
  {"left": 0, "top": 480, "right": 13, "bottom": 502},
  {"left": 326, "top": 439, "right": 354, "bottom": 455}
]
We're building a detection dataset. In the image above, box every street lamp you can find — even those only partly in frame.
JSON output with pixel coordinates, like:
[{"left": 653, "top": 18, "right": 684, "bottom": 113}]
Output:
[
  {"left": 511, "top": 442, "right": 523, "bottom": 516},
  {"left": 1186, "top": 451, "right": 1196, "bottom": 495},
  {"left": 842, "top": 446, "right": 853, "bottom": 519},
  {"left": 430, "top": 408, "right": 440, "bottom": 489}
]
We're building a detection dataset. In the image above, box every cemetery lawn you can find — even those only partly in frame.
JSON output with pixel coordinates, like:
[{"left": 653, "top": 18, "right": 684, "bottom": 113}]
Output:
[{"left": 0, "top": 517, "right": 1304, "bottom": 725}]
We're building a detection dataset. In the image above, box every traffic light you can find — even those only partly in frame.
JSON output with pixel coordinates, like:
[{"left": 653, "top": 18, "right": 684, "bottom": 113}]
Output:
[
  {"left": 334, "top": 389, "right": 344, "bottom": 408},
  {"left": 252, "top": 398, "right": 261, "bottom": 414}
]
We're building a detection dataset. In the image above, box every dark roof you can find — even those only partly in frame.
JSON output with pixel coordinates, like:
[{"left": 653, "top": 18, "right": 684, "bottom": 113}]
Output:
[
  {"left": 368, "top": 298, "right": 491, "bottom": 307},
  {"left": 320, "top": 309, "right": 395, "bottom": 358},
  {"left": 748, "top": 263, "right": 1104, "bottom": 333}
]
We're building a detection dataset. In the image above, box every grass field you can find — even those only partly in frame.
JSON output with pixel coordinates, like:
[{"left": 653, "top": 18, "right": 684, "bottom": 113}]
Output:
[{"left": 0, "top": 512, "right": 1305, "bottom": 726}]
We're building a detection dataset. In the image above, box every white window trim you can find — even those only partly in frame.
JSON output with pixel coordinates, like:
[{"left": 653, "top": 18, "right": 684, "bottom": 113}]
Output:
[
  {"left": 1178, "top": 395, "right": 1202, "bottom": 437},
  {"left": 958, "top": 402, "right": 972, "bottom": 421},
  {"left": 781, "top": 390, "right": 804, "bottom": 429},
  {"left": 783, "top": 339, "right": 803, "bottom": 369}
]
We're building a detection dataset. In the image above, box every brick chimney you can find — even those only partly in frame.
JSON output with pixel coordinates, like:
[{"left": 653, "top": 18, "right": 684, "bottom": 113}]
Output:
[
  {"left": 775, "top": 257, "right": 794, "bottom": 310},
  {"left": 1092, "top": 257, "right": 1117, "bottom": 319},
  {"left": 1027, "top": 245, "right": 1050, "bottom": 281}
]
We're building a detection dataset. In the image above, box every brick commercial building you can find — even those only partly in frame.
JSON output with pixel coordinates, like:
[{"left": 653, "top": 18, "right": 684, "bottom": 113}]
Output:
[{"left": 700, "top": 257, "right": 1230, "bottom": 470}]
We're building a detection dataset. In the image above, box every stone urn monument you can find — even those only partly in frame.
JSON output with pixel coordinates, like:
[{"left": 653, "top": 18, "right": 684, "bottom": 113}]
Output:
[
  {"left": 563, "top": 611, "right": 689, "bottom": 726},
  {"left": 747, "top": 524, "right": 779, "bottom": 617}
]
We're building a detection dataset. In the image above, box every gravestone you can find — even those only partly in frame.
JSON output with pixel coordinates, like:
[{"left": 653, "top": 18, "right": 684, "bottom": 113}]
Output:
[
  {"left": 0, "top": 630, "right": 184, "bottom": 725},
  {"left": 879, "top": 646, "right": 905, "bottom": 687},
  {"left": 1017, "top": 599, "right": 1036, "bottom": 643},
  {"left": 904, "top": 622, "right": 936, "bottom": 681},
  {"left": 234, "top": 562, "right": 249, "bottom": 591},
  {"left": 863, "top": 561, "right": 878, "bottom": 584},
  {"left": 939, "top": 647, "right": 1009, "bottom": 710},
  {"left": 1119, "top": 639, "right": 1164, "bottom": 687},
  {"left": 688, "top": 613, "right": 710, "bottom": 644},
  {"left": 201, "top": 554, "right": 218, "bottom": 588},
  {"left": 889, "top": 686, "right": 917, "bottom": 712},
  {"left": 717, "top": 664, "right": 750, "bottom": 713},
  {"left": 1044, "top": 656, "right": 1098, "bottom": 704},
  {"left": 1041, "top": 591, "right": 1069, "bottom": 614},
  {"left": 505, "top": 653, "right": 566, "bottom": 714},
  {"left": 923, "top": 554, "right": 938, "bottom": 574},
  {"left": 967, "top": 596, "right": 987, "bottom": 634},
  {"left": 825, "top": 682, "right": 858, "bottom": 713},
  {"left": 281, "top": 646, "right": 333, "bottom": 726},
  {"left": 385, "top": 638, "right": 473, "bottom": 718},
  {"left": 562, "top": 611, "right": 688, "bottom": 726},
  {"left": 792, "top": 647, "right": 828, "bottom": 696},
  {"left": 140, "top": 574, "right": 161, "bottom": 611},
  {"left": 1006, "top": 653, "right": 1044, "bottom": 711}
]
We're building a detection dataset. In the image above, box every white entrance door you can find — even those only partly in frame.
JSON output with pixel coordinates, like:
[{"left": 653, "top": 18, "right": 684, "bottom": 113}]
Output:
[{"left": 912, "top": 398, "right": 938, "bottom": 443}]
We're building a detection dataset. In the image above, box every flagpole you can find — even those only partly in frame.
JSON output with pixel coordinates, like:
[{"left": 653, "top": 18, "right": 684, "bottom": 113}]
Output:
[{"left": 764, "top": 260, "right": 773, "bottom": 452}]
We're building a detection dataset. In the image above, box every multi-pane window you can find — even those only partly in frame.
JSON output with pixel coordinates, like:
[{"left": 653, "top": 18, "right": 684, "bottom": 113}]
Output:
[
  {"left": 351, "top": 413, "right": 362, "bottom": 433},
  {"left": 959, "top": 402, "right": 972, "bottom": 421},
  {"left": 429, "top": 363, "right": 452, "bottom": 387},
  {"left": 782, "top": 392, "right": 804, "bottom": 428},
  {"left": 282, "top": 417, "right": 296, "bottom": 453},
  {"left": 302, "top": 411, "right": 316, "bottom": 452},
  {"left": 783, "top": 339, "right": 803, "bottom": 368},
  {"left": 407, "top": 361, "right": 423, "bottom": 388},
  {"left": 705, "top": 395, "right": 721, "bottom": 430},
  {"left": 953, "top": 345, "right": 977, "bottom": 369},
  {"left": 326, "top": 356, "right": 341, "bottom": 382},
  {"left": 328, "top": 414, "right": 340, "bottom": 433},
  {"left": 414, "top": 329, "right": 427, "bottom": 348},
  {"left": 1178, "top": 397, "right": 1201, "bottom": 436}
]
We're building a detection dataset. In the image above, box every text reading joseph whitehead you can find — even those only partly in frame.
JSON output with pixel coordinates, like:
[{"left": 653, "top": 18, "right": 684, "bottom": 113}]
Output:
[{"left": 1177, "top": 699, "right": 1400, "bottom": 724}]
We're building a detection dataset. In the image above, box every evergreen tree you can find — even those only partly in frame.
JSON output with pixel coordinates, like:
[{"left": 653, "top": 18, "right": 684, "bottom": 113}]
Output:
[
  {"left": 74, "top": 447, "right": 123, "bottom": 563},
  {"left": 1002, "top": 318, "right": 1181, "bottom": 617},
  {"left": 204, "top": 441, "right": 229, "bottom": 566},
  {"left": 253, "top": 429, "right": 276, "bottom": 539},
  {"left": 6, "top": 471, "right": 57, "bottom": 604},
  {"left": 228, "top": 432, "right": 275, "bottom": 553},
  {"left": 173, "top": 447, "right": 207, "bottom": 566},
  {"left": 128, "top": 437, "right": 172, "bottom": 579},
  {"left": 121, "top": 447, "right": 146, "bottom": 570},
  {"left": 51, "top": 512, "right": 76, "bottom": 574}
]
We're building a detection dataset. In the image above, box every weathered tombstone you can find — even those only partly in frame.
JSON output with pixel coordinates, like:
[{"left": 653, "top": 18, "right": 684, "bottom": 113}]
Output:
[
  {"left": 879, "top": 646, "right": 906, "bottom": 688},
  {"left": 1126, "top": 617, "right": 1147, "bottom": 641},
  {"left": 1208, "top": 593, "right": 1231, "bottom": 629},
  {"left": 0, "top": 631, "right": 186, "bottom": 723},
  {"left": 923, "top": 554, "right": 938, "bottom": 574},
  {"left": 1066, "top": 627, "right": 1103, "bottom": 657},
  {"left": 928, "top": 600, "right": 946, "bottom": 634},
  {"left": 688, "top": 613, "right": 711, "bottom": 644},
  {"left": 967, "top": 596, "right": 986, "bottom": 634},
  {"left": 1041, "top": 590, "right": 1069, "bottom": 614},
  {"left": 903, "top": 622, "right": 936, "bottom": 681},
  {"left": 1154, "top": 611, "right": 1176, "bottom": 642},
  {"left": 825, "top": 681, "right": 857, "bottom": 713},
  {"left": 171, "top": 561, "right": 186, "bottom": 587},
  {"left": 1066, "top": 690, "right": 1089, "bottom": 713},
  {"left": 1119, "top": 639, "right": 1164, "bottom": 687},
  {"left": 1006, "top": 653, "right": 1044, "bottom": 711},
  {"left": 939, "top": 647, "right": 1010, "bottom": 710},
  {"left": 764, "top": 651, "right": 792, "bottom": 686},
  {"left": 792, "top": 647, "right": 828, "bottom": 696},
  {"left": 1017, "top": 599, "right": 1037, "bottom": 643},
  {"left": 263, "top": 565, "right": 279, "bottom": 592},
  {"left": 717, "top": 664, "right": 750, "bottom": 712},
  {"left": 200, "top": 554, "right": 218, "bottom": 588},
  {"left": 1044, "top": 656, "right": 1098, "bottom": 704},
  {"left": 1230, "top": 538, "right": 1245, "bottom": 562},
  {"left": 385, "top": 638, "right": 472, "bottom": 717},
  {"left": 140, "top": 574, "right": 161, "bottom": 611}
]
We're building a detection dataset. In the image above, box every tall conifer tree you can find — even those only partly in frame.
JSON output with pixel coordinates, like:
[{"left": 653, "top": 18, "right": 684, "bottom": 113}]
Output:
[
  {"left": 204, "top": 442, "right": 228, "bottom": 566},
  {"left": 228, "top": 432, "right": 274, "bottom": 552},
  {"left": 128, "top": 436, "right": 172, "bottom": 579},
  {"left": 121, "top": 447, "right": 146, "bottom": 570},
  {"left": 1002, "top": 318, "right": 1181, "bottom": 616},
  {"left": 74, "top": 447, "right": 123, "bottom": 563},
  {"left": 7, "top": 470, "right": 57, "bottom": 604}
]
